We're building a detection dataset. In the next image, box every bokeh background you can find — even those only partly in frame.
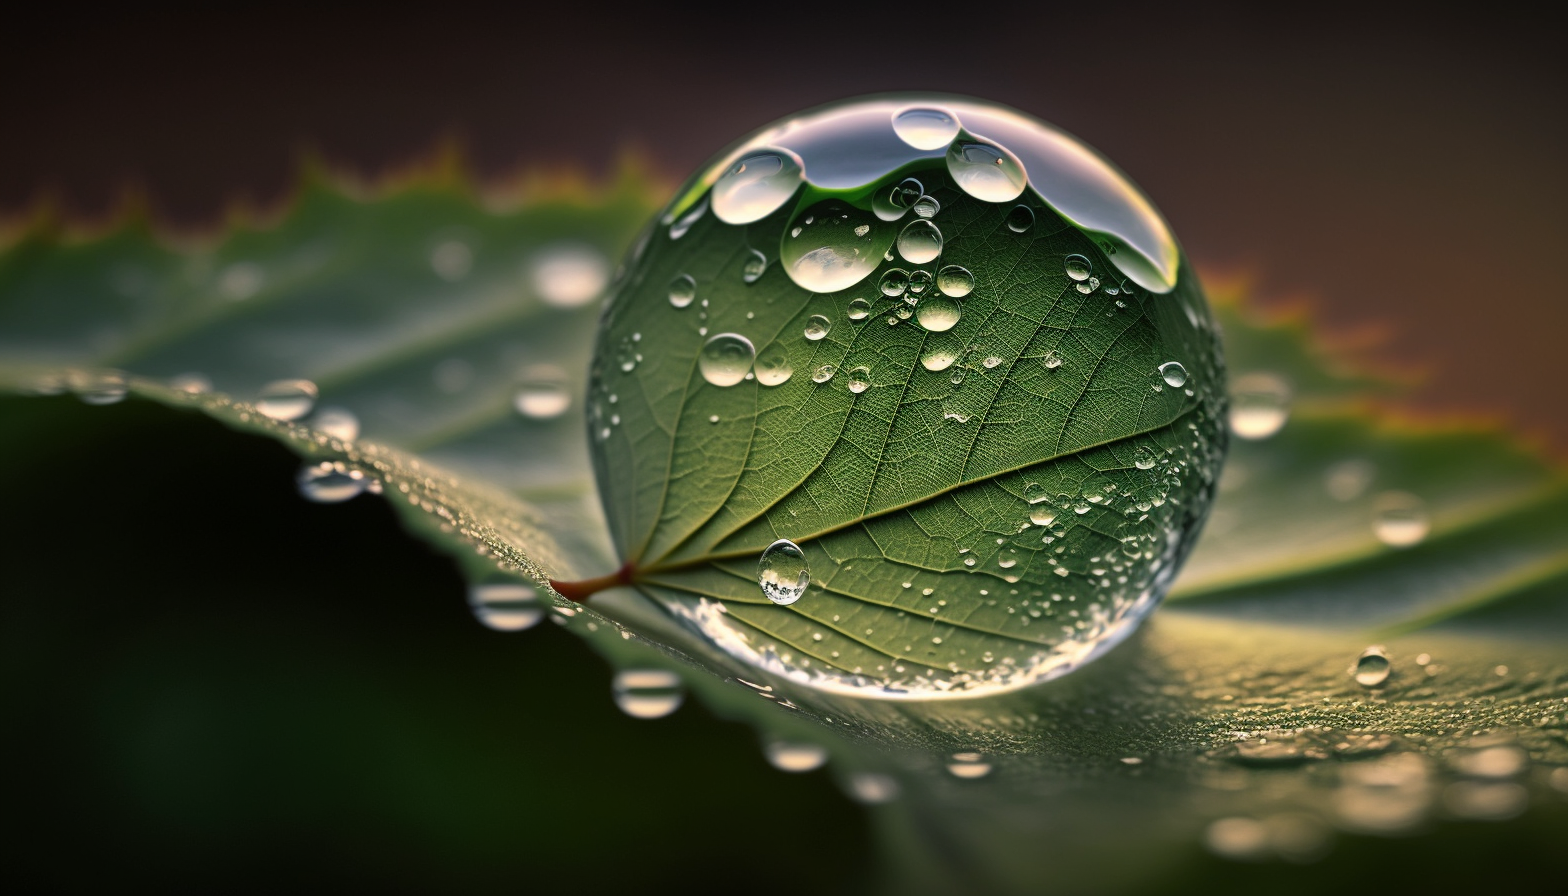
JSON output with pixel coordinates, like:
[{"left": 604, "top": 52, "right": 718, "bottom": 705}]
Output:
[
  {"left": 6, "top": 4, "right": 1564, "bottom": 449},
  {"left": 2, "top": 5, "right": 1563, "bottom": 892}
]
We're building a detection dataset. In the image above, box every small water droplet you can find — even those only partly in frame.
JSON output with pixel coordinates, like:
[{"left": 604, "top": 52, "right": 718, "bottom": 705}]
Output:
[
  {"left": 742, "top": 249, "right": 768, "bottom": 283},
  {"left": 755, "top": 344, "right": 794, "bottom": 386},
  {"left": 846, "top": 773, "right": 900, "bottom": 805},
  {"left": 912, "top": 195, "right": 940, "bottom": 219},
  {"left": 531, "top": 244, "right": 610, "bottom": 308},
  {"left": 947, "top": 138, "right": 1027, "bottom": 203},
  {"left": 1064, "top": 254, "right": 1092, "bottom": 282},
  {"left": 907, "top": 269, "right": 933, "bottom": 296},
  {"left": 1006, "top": 204, "right": 1035, "bottom": 233},
  {"left": 764, "top": 740, "right": 828, "bottom": 772},
  {"left": 781, "top": 199, "right": 888, "bottom": 293},
  {"left": 1230, "top": 371, "right": 1292, "bottom": 440},
  {"left": 699, "top": 333, "right": 756, "bottom": 387},
  {"left": 847, "top": 366, "right": 871, "bottom": 394},
  {"left": 297, "top": 461, "right": 369, "bottom": 503},
  {"left": 1075, "top": 275, "right": 1100, "bottom": 295},
  {"left": 874, "top": 177, "right": 925, "bottom": 221},
  {"left": 897, "top": 219, "right": 943, "bottom": 264},
  {"left": 758, "top": 538, "right": 810, "bottom": 605},
  {"left": 1133, "top": 446, "right": 1157, "bottom": 470},
  {"left": 1031, "top": 505, "right": 1057, "bottom": 526},
  {"left": 310, "top": 406, "right": 360, "bottom": 440},
  {"left": 1042, "top": 350, "right": 1064, "bottom": 370},
  {"left": 256, "top": 379, "right": 318, "bottom": 421},
  {"left": 936, "top": 265, "right": 974, "bottom": 298},
  {"left": 712, "top": 149, "right": 805, "bottom": 224},
  {"left": 804, "top": 314, "right": 832, "bottom": 341},
  {"left": 847, "top": 297, "right": 872, "bottom": 320},
  {"left": 1354, "top": 645, "right": 1392, "bottom": 687},
  {"left": 668, "top": 273, "right": 697, "bottom": 308},
  {"left": 514, "top": 366, "right": 572, "bottom": 419},
  {"left": 1157, "top": 361, "right": 1188, "bottom": 388},
  {"left": 921, "top": 347, "right": 958, "bottom": 371},
  {"left": 892, "top": 106, "right": 960, "bottom": 150},
  {"left": 76, "top": 370, "right": 128, "bottom": 405},
  {"left": 1373, "top": 491, "right": 1429, "bottom": 547},
  {"left": 812, "top": 364, "right": 836, "bottom": 384},
  {"left": 880, "top": 269, "right": 910, "bottom": 297},
  {"left": 946, "top": 752, "right": 993, "bottom": 779},
  {"left": 612, "top": 669, "right": 685, "bottom": 719},
  {"left": 916, "top": 295, "right": 962, "bottom": 332},
  {"left": 468, "top": 581, "right": 543, "bottom": 631}
]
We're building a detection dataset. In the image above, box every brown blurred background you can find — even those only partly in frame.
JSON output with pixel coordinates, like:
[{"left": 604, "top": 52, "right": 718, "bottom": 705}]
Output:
[{"left": 4, "top": 4, "right": 1564, "bottom": 449}]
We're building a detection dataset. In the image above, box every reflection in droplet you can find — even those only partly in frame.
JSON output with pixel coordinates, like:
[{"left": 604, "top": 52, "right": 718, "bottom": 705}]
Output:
[
  {"left": 311, "top": 406, "right": 360, "bottom": 441},
  {"left": 668, "top": 273, "right": 697, "bottom": 308},
  {"left": 742, "top": 250, "right": 768, "bottom": 283},
  {"left": 804, "top": 314, "right": 833, "bottom": 341},
  {"left": 946, "top": 138, "right": 1027, "bottom": 203},
  {"left": 1229, "top": 372, "right": 1292, "bottom": 440},
  {"left": 612, "top": 669, "right": 685, "bottom": 719},
  {"left": 468, "top": 581, "right": 544, "bottom": 631},
  {"left": 1373, "top": 491, "right": 1429, "bottom": 547},
  {"left": 847, "top": 298, "right": 872, "bottom": 321},
  {"left": 912, "top": 195, "right": 940, "bottom": 219},
  {"left": 879, "top": 269, "right": 909, "bottom": 297},
  {"left": 812, "top": 364, "right": 836, "bottom": 384},
  {"left": 256, "top": 379, "right": 318, "bottom": 421},
  {"left": 1353, "top": 645, "right": 1392, "bottom": 687},
  {"left": 514, "top": 365, "right": 572, "bottom": 419},
  {"left": 430, "top": 240, "right": 473, "bottom": 281},
  {"left": 874, "top": 177, "right": 925, "bottom": 221},
  {"left": 755, "top": 344, "right": 793, "bottom": 386},
  {"left": 781, "top": 199, "right": 890, "bottom": 293},
  {"left": 758, "top": 538, "right": 810, "bottom": 605},
  {"left": 1157, "top": 361, "right": 1188, "bottom": 388},
  {"left": 946, "top": 752, "right": 993, "bottom": 779},
  {"left": 917, "top": 295, "right": 962, "bottom": 332},
  {"left": 1042, "top": 350, "right": 1064, "bottom": 369},
  {"left": 531, "top": 244, "right": 611, "bottom": 308},
  {"left": 921, "top": 347, "right": 959, "bottom": 371},
  {"left": 1133, "top": 446, "right": 1157, "bottom": 470},
  {"left": 699, "top": 333, "right": 756, "bottom": 387},
  {"left": 711, "top": 149, "right": 805, "bottom": 224},
  {"left": 297, "top": 461, "right": 370, "bottom": 503},
  {"left": 847, "top": 366, "right": 871, "bottom": 394},
  {"left": 846, "top": 773, "right": 900, "bottom": 805},
  {"left": 764, "top": 740, "right": 829, "bottom": 772},
  {"left": 892, "top": 107, "right": 960, "bottom": 150},
  {"left": 936, "top": 265, "right": 974, "bottom": 298}
]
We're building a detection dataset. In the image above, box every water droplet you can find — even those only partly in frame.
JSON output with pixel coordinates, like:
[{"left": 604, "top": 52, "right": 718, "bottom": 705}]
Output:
[
  {"left": 310, "top": 406, "right": 360, "bottom": 441},
  {"left": 763, "top": 740, "right": 828, "bottom": 772},
  {"left": 916, "top": 295, "right": 962, "bottom": 332},
  {"left": 430, "top": 240, "right": 473, "bottom": 281},
  {"left": 1157, "top": 361, "right": 1188, "bottom": 388},
  {"left": 873, "top": 177, "right": 925, "bottom": 221},
  {"left": 1006, "top": 204, "right": 1035, "bottom": 233},
  {"left": 982, "top": 356, "right": 1002, "bottom": 369},
  {"left": 168, "top": 372, "right": 211, "bottom": 395},
  {"left": 846, "top": 773, "right": 900, "bottom": 804},
  {"left": 936, "top": 265, "right": 974, "bottom": 298},
  {"left": 907, "top": 270, "right": 933, "bottom": 297},
  {"left": 1373, "top": 491, "right": 1429, "bottom": 547},
  {"left": 804, "top": 314, "right": 833, "bottom": 341},
  {"left": 781, "top": 199, "right": 890, "bottom": 293},
  {"left": 879, "top": 269, "right": 909, "bottom": 297},
  {"left": 812, "top": 364, "right": 837, "bottom": 384},
  {"left": 847, "top": 297, "right": 872, "bottom": 320},
  {"left": 1230, "top": 372, "right": 1292, "bottom": 440},
  {"left": 699, "top": 333, "right": 756, "bottom": 387},
  {"left": 946, "top": 752, "right": 993, "bottom": 779},
  {"left": 758, "top": 538, "right": 810, "bottom": 605},
  {"left": 668, "top": 273, "right": 697, "bottom": 308},
  {"left": 921, "top": 347, "right": 958, "bottom": 371},
  {"left": 1064, "top": 254, "right": 1092, "bottom": 282},
  {"left": 1075, "top": 276, "right": 1100, "bottom": 295},
  {"left": 912, "top": 196, "right": 940, "bottom": 219},
  {"left": 947, "top": 138, "right": 1027, "bottom": 203},
  {"left": 847, "top": 366, "right": 871, "bottom": 394},
  {"left": 1042, "top": 350, "right": 1064, "bottom": 369},
  {"left": 531, "top": 244, "right": 610, "bottom": 308},
  {"left": 897, "top": 219, "right": 943, "bottom": 264},
  {"left": 612, "top": 669, "right": 685, "bottom": 719},
  {"left": 1031, "top": 505, "right": 1057, "bottom": 526},
  {"left": 77, "top": 370, "right": 128, "bottom": 405},
  {"left": 514, "top": 366, "right": 572, "bottom": 419},
  {"left": 1133, "top": 446, "right": 1157, "bottom": 470},
  {"left": 711, "top": 149, "right": 805, "bottom": 224},
  {"left": 1354, "top": 645, "right": 1392, "bottom": 687},
  {"left": 468, "top": 581, "right": 543, "bottom": 631},
  {"left": 892, "top": 106, "right": 960, "bottom": 150},
  {"left": 755, "top": 344, "right": 793, "bottom": 386},
  {"left": 256, "top": 379, "right": 318, "bottom": 421},
  {"left": 297, "top": 461, "right": 369, "bottom": 503},
  {"left": 668, "top": 197, "right": 708, "bottom": 239},
  {"left": 742, "top": 249, "right": 768, "bottom": 283}
]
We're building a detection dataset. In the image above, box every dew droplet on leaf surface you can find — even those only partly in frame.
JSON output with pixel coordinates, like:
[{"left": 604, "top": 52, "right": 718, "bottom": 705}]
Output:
[
  {"left": 891, "top": 106, "right": 960, "bottom": 150},
  {"left": 310, "top": 406, "right": 360, "bottom": 441},
  {"left": 297, "top": 461, "right": 370, "bottom": 504},
  {"left": 758, "top": 538, "right": 810, "bottom": 605},
  {"left": 1158, "top": 361, "right": 1188, "bottom": 388},
  {"left": 1353, "top": 645, "right": 1392, "bottom": 687},
  {"left": 668, "top": 273, "right": 697, "bottom": 308},
  {"left": 468, "top": 581, "right": 544, "bottom": 632},
  {"left": 804, "top": 314, "right": 832, "bottom": 341},
  {"left": 916, "top": 295, "right": 962, "bottom": 332},
  {"left": 846, "top": 297, "right": 872, "bottom": 320},
  {"left": 1373, "top": 491, "right": 1429, "bottom": 547},
  {"left": 612, "top": 670, "right": 685, "bottom": 719},
  {"left": 754, "top": 344, "right": 794, "bottom": 386},
  {"left": 256, "top": 379, "right": 318, "bottom": 421},
  {"left": 699, "top": 333, "right": 756, "bottom": 387},
  {"left": 711, "top": 149, "right": 805, "bottom": 224},
  {"left": 513, "top": 366, "right": 572, "bottom": 419}
]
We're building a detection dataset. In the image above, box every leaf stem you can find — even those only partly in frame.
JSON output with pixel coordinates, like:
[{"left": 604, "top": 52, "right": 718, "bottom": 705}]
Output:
[{"left": 549, "top": 562, "right": 636, "bottom": 601}]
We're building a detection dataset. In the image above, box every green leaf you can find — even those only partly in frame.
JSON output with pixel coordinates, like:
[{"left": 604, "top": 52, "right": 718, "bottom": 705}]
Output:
[{"left": 3, "top": 161, "right": 1565, "bottom": 893}]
